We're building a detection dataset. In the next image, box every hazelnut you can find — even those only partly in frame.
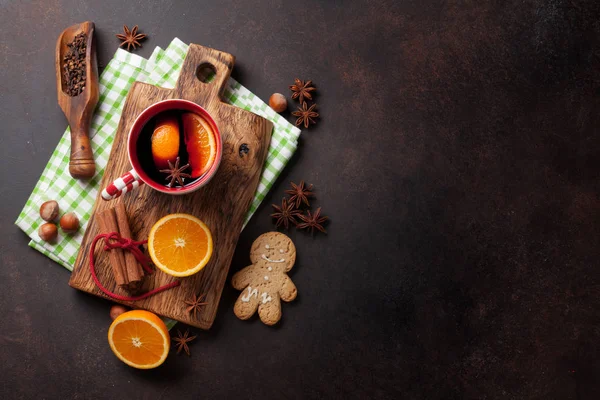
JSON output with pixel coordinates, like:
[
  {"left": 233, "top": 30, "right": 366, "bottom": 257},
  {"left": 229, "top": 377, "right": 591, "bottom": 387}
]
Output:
[
  {"left": 269, "top": 93, "right": 287, "bottom": 113},
  {"left": 59, "top": 212, "right": 80, "bottom": 233},
  {"left": 110, "top": 304, "right": 129, "bottom": 320},
  {"left": 40, "top": 200, "right": 59, "bottom": 222},
  {"left": 38, "top": 223, "right": 58, "bottom": 242}
]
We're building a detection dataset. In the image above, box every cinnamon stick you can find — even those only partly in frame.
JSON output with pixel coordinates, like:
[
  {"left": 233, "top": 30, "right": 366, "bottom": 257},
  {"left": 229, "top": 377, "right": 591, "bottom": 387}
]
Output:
[
  {"left": 115, "top": 203, "right": 144, "bottom": 290},
  {"left": 97, "top": 208, "right": 127, "bottom": 287}
]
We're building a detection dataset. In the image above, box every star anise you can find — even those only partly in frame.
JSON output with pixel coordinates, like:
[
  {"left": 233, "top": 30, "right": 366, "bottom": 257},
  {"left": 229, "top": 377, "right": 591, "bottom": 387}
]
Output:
[
  {"left": 184, "top": 293, "right": 208, "bottom": 320},
  {"left": 292, "top": 102, "right": 319, "bottom": 128},
  {"left": 116, "top": 25, "right": 147, "bottom": 51},
  {"left": 285, "top": 181, "right": 314, "bottom": 208},
  {"left": 297, "top": 207, "right": 328, "bottom": 235},
  {"left": 289, "top": 79, "right": 316, "bottom": 104},
  {"left": 271, "top": 197, "right": 302, "bottom": 229},
  {"left": 172, "top": 329, "right": 197, "bottom": 356},
  {"left": 160, "top": 157, "right": 192, "bottom": 187}
]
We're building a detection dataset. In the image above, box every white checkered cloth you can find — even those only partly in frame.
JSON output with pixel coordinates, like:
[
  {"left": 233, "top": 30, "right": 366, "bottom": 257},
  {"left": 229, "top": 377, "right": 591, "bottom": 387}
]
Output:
[{"left": 16, "top": 38, "right": 300, "bottom": 270}]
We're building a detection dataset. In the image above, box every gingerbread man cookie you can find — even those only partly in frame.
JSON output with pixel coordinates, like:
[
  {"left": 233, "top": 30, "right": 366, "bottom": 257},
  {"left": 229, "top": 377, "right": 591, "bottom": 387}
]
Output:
[{"left": 231, "top": 232, "right": 297, "bottom": 325}]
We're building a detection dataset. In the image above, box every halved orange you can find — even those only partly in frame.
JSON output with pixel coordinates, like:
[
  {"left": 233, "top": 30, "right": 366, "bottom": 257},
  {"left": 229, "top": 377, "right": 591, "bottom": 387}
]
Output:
[
  {"left": 151, "top": 113, "right": 180, "bottom": 170},
  {"left": 182, "top": 112, "right": 216, "bottom": 178},
  {"left": 147, "top": 213, "right": 213, "bottom": 277},
  {"left": 107, "top": 310, "right": 170, "bottom": 369}
]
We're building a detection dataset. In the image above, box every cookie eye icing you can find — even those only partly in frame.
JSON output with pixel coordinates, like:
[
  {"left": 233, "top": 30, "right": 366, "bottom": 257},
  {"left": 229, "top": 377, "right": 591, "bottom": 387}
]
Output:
[
  {"left": 261, "top": 254, "right": 285, "bottom": 263},
  {"left": 268, "top": 266, "right": 273, "bottom": 271},
  {"left": 265, "top": 244, "right": 270, "bottom": 249},
  {"left": 264, "top": 276, "right": 269, "bottom": 280},
  {"left": 279, "top": 249, "right": 284, "bottom": 254}
]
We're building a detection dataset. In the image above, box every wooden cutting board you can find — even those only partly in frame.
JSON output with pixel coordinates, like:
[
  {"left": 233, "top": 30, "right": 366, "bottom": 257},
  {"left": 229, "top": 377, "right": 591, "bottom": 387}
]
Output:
[{"left": 69, "top": 44, "right": 273, "bottom": 329}]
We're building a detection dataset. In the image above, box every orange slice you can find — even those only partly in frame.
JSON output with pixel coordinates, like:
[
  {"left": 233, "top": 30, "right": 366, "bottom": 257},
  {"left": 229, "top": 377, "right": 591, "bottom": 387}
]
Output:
[
  {"left": 182, "top": 112, "right": 216, "bottom": 178},
  {"left": 151, "top": 113, "right": 180, "bottom": 170},
  {"left": 107, "top": 310, "right": 170, "bottom": 369},
  {"left": 147, "top": 213, "right": 213, "bottom": 277}
]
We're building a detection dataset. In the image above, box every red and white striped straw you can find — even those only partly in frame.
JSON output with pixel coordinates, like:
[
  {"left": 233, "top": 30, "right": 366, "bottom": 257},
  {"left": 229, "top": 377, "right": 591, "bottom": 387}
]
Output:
[{"left": 101, "top": 169, "right": 142, "bottom": 201}]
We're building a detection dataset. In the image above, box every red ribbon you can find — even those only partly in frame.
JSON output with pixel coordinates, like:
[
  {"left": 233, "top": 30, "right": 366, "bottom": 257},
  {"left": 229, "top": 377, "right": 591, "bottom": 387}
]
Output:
[{"left": 89, "top": 232, "right": 180, "bottom": 301}]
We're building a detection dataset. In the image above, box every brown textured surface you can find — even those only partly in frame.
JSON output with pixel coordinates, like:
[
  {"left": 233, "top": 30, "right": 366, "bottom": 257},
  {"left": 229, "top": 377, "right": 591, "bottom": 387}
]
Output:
[
  {"left": 3, "top": 0, "right": 600, "bottom": 398},
  {"left": 69, "top": 44, "right": 273, "bottom": 330}
]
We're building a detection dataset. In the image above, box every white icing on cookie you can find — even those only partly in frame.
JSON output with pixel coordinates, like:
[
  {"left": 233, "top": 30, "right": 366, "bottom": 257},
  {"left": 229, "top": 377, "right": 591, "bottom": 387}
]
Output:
[
  {"left": 279, "top": 249, "right": 284, "bottom": 253},
  {"left": 261, "top": 292, "right": 272, "bottom": 304},
  {"left": 261, "top": 254, "right": 285, "bottom": 263},
  {"left": 265, "top": 244, "right": 270, "bottom": 249},
  {"left": 241, "top": 286, "right": 258, "bottom": 302},
  {"left": 268, "top": 266, "right": 273, "bottom": 271},
  {"left": 264, "top": 276, "right": 269, "bottom": 280}
]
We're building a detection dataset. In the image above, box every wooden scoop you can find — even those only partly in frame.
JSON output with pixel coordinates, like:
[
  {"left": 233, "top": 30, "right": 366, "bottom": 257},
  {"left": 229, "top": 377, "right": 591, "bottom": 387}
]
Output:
[{"left": 55, "top": 21, "right": 99, "bottom": 179}]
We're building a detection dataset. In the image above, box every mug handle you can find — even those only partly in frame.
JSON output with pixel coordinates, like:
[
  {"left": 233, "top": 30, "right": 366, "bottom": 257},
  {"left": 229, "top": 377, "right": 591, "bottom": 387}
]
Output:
[{"left": 101, "top": 169, "right": 144, "bottom": 201}]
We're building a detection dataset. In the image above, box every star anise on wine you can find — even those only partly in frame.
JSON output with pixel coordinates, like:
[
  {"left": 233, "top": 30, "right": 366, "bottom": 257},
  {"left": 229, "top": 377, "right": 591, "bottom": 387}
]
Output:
[
  {"left": 292, "top": 101, "right": 319, "bottom": 128},
  {"left": 271, "top": 197, "right": 302, "bottom": 229},
  {"left": 289, "top": 79, "right": 316, "bottom": 104},
  {"left": 172, "top": 329, "right": 197, "bottom": 356},
  {"left": 160, "top": 157, "right": 192, "bottom": 187},
  {"left": 297, "top": 207, "right": 328, "bottom": 235},
  {"left": 285, "top": 181, "right": 314, "bottom": 208},
  {"left": 184, "top": 293, "right": 208, "bottom": 320},
  {"left": 116, "top": 25, "right": 147, "bottom": 51}
]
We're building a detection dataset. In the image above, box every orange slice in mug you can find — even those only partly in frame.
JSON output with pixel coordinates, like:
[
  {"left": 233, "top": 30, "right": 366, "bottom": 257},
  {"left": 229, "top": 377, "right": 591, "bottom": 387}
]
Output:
[
  {"left": 148, "top": 213, "right": 213, "bottom": 277},
  {"left": 108, "top": 310, "right": 170, "bottom": 369},
  {"left": 182, "top": 112, "right": 216, "bottom": 178},
  {"left": 151, "top": 113, "right": 180, "bottom": 170}
]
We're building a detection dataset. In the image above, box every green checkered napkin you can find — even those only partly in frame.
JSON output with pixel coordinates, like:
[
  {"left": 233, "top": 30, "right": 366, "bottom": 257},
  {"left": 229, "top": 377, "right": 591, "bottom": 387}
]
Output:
[{"left": 16, "top": 38, "right": 300, "bottom": 270}]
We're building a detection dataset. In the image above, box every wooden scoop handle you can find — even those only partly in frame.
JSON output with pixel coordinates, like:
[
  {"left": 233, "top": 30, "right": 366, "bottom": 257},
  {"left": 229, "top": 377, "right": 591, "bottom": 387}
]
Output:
[{"left": 69, "top": 124, "right": 96, "bottom": 178}]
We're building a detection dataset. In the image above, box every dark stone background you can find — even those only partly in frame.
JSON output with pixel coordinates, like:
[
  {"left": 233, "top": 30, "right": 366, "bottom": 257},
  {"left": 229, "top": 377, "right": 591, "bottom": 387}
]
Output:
[{"left": 1, "top": 0, "right": 600, "bottom": 399}]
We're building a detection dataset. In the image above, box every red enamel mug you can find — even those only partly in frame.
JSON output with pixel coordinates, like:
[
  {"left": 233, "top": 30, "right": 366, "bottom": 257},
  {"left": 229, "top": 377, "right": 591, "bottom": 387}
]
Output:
[{"left": 101, "top": 99, "right": 222, "bottom": 200}]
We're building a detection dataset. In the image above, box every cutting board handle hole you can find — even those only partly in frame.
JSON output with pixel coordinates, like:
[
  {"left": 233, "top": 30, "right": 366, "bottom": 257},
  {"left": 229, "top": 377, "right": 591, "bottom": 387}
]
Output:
[{"left": 196, "top": 63, "right": 217, "bottom": 84}]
